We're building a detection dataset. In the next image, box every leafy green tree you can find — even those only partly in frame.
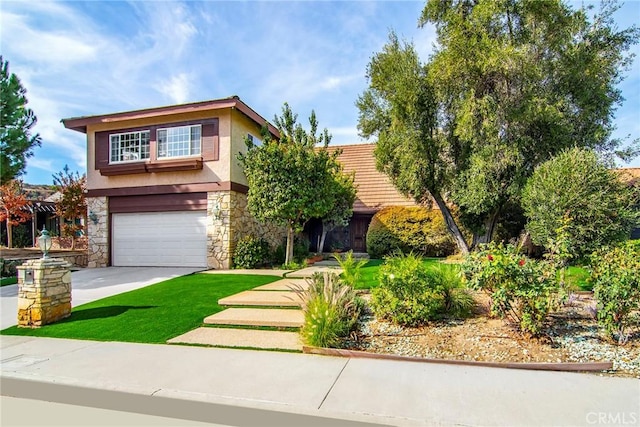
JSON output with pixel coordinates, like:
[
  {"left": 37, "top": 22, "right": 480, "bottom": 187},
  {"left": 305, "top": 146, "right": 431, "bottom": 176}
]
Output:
[
  {"left": 357, "top": 1, "right": 639, "bottom": 253},
  {"left": 238, "top": 103, "right": 340, "bottom": 264},
  {"left": 522, "top": 147, "right": 638, "bottom": 259},
  {"left": 0, "top": 56, "right": 41, "bottom": 184},
  {"left": 53, "top": 165, "right": 87, "bottom": 250},
  {"left": 318, "top": 169, "right": 356, "bottom": 253}
]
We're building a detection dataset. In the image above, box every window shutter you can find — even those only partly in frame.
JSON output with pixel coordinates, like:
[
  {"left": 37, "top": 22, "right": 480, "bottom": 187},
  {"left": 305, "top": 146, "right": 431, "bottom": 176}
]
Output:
[
  {"left": 95, "top": 132, "right": 110, "bottom": 170},
  {"left": 201, "top": 119, "right": 219, "bottom": 161}
]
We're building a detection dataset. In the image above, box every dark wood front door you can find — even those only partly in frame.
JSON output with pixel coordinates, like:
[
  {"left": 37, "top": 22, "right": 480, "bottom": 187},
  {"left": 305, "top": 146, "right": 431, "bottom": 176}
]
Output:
[{"left": 350, "top": 216, "right": 371, "bottom": 252}]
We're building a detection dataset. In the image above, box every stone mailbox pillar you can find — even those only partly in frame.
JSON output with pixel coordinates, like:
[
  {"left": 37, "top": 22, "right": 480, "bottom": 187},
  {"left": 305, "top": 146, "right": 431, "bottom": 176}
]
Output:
[{"left": 17, "top": 258, "right": 72, "bottom": 328}]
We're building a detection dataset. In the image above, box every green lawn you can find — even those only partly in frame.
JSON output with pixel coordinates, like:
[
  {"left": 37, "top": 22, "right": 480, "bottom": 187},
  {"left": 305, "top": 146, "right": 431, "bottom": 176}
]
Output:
[
  {"left": 354, "top": 258, "right": 592, "bottom": 291},
  {"left": 1, "top": 277, "right": 18, "bottom": 287},
  {"left": 354, "top": 258, "right": 453, "bottom": 289},
  {"left": 0, "top": 273, "right": 280, "bottom": 343},
  {"left": 565, "top": 266, "right": 591, "bottom": 291}
]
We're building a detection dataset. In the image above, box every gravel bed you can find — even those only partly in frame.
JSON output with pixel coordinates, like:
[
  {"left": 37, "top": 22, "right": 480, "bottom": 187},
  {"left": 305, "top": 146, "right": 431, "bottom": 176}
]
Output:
[{"left": 345, "top": 294, "right": 640, "bottom": 378}]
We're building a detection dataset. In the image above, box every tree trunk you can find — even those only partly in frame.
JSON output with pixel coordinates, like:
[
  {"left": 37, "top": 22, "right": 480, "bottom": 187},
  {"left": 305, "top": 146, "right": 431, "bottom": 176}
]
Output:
[
  {"left": 318, "top": 225, "right": 328, "bottom": 254},
  {"left": 6, "top": 221, "right": 12, "bottom": 248},
  {"left": 472, "top": 209, "right": 499, "bottom": 249},
  {"left": 285, "top": 226, "right": 295, "bottom": 265},
  {"left": 432, "top": 193, "right": 470, "bottom": 255}
]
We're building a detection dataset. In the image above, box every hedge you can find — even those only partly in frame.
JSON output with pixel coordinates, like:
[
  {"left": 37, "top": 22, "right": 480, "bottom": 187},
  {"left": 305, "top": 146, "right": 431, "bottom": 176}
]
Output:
[{"left": 366, "top": 206, "right": 456, "bottom": 258}]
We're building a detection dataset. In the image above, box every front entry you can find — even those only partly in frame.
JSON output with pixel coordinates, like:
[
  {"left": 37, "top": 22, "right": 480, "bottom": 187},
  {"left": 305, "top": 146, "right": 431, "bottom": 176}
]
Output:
[{"left": 349, "top": 215, "right": 371, "bottom": 252}]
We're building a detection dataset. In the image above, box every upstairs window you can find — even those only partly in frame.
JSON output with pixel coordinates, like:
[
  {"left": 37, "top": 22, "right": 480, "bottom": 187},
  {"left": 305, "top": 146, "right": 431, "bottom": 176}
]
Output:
[
  {"left": 157, "top": 125, "right": 202, "bottom": 158},
  {"left": 110, "top": 131, "right": 150, "bottom": 163},
  {"left": 247, "top": 133, "right": 263, "bottom": 147}
]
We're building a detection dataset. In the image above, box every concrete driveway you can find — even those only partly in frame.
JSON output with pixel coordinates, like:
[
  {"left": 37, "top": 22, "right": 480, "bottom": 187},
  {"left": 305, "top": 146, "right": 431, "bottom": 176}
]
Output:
[{"left": 1, "top": 267, "right": 203, "bottom": 330}]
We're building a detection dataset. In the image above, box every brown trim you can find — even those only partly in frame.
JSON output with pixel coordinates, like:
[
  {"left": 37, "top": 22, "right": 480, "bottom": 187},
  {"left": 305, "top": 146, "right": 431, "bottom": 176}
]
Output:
[
  {"left": 98, "top": 163, "right": 148, "bottom": 176},
  {"left": 109, "top": 193, "right": 207, "bottom": 213},
  {"left": 145, "top": 158, "right": 203, "bottom": 173},
  {"left": 96, "top": 119, "right": 218, "bottom": 176},
  {"left": 86, "top": 181, "right": 247, "bottom": 197},
  {"left": 62, "top": 96, "right": 279, "bottom": 138},
  {"left": 302, "top": 347, "right": 614, "bottom": 373},
  {"left": 230, "top": 182, "right": 249, "bottom": 194}
]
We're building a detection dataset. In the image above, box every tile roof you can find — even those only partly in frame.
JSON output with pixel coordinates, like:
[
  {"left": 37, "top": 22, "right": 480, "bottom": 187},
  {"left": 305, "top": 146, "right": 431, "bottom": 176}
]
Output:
[
  {"left": 615, "top": 167, "right": 640, "bottom": 185},
  {"left": 328, "top": 143, "right": 418, "bottom": 213}
]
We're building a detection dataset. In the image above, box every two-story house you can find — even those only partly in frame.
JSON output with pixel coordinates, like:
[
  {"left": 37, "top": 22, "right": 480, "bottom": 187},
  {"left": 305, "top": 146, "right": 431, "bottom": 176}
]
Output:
[{"left": 62, "top": 96, "right": 286, "bottom": 269}]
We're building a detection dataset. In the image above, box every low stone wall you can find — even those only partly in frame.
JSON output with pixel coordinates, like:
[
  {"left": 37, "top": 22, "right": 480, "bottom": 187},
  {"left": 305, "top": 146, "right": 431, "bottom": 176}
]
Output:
[{"left": 1, "top": 250, "right": 88, "bottom": 270}]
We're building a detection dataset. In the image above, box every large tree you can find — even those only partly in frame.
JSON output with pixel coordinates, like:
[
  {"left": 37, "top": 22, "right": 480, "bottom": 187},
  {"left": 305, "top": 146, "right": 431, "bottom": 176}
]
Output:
[
  {"left": 238, "top": 103, "right": 342, "bottom": 264},
  {"left": 357, "top": 0, "right": 639, "bottom": 253},
  {"left": 0, "top": 180, "right": 31, "bottom": 248},
  {"left": 53, "top": 165, "right": 87, "bottom": 250},
  {"left": 0, "top": 56, "right": 41, "bottom": 184}
]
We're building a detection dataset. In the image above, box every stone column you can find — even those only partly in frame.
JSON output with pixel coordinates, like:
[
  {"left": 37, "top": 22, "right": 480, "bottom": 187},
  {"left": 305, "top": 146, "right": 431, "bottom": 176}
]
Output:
[
  {"left": 17, "top": 258, "right": 72, "bottom": 328},
  {"left": 207, "top": 191, "right": 231, "bottom": 269},
  {"left": 87, "top": 196, "right": 108, "bottom": 268}
]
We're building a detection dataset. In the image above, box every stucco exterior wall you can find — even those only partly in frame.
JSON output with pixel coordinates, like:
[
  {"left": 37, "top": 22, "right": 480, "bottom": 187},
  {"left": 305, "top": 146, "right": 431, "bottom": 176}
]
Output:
[
  {"left": 230, "top": 109, "right": 266, "bottom": 187},
  {"left": 86, "top": 109, "right": 232, "bottom": 190}
]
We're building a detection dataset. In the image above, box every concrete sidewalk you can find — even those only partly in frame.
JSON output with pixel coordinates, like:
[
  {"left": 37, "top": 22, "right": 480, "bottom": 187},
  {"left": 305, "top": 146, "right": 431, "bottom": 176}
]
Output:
[{"left": 1, "top": 335, "right": 638, "bottom": 426}]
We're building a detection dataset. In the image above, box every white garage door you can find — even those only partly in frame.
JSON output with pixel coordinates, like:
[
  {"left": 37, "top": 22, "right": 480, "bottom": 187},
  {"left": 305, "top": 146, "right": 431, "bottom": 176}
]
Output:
[{"left": 112, "top": 211, "right": 207, "bottom": 267}]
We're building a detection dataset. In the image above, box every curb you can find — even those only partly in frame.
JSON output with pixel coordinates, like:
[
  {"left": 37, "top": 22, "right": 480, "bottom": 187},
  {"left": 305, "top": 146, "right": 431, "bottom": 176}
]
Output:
[{"left": 302, "top": 346, "right": 614, "bottom": 372}]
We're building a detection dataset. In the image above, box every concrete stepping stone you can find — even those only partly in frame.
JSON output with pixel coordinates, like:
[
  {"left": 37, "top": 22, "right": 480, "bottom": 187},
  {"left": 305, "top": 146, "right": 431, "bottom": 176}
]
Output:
[
  {"left": 287, "top": 266, "right": 342, "bottom": 278},
  {"left": 168, "top": 327, "right": 303, "bottom": 351},
  {"left": 218, "top": 290, "right": 302, "bottom": 307},
  {"left": 252, "top": 278, "right": 309, "bottom": 291},
  {"left": 204, "top": 308, "right": 304, "bottom": 328}
]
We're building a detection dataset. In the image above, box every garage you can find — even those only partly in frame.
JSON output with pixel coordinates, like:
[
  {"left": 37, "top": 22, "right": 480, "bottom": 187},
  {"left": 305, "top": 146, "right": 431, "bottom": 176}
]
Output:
[{"left": 112, "top": 211, "right": 208, "bottom": 267}]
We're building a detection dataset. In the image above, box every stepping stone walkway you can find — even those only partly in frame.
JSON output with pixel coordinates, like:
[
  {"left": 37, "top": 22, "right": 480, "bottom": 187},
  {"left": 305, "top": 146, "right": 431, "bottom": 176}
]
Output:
[
  {"left": 167, "top": 328, "right": 302, "bottom": 351},
  {"left": 204, "top": 308, "right": 304, "bottom": 328},
  {"left": 168, "top": 266, "right": 342, "bottom": 352}
]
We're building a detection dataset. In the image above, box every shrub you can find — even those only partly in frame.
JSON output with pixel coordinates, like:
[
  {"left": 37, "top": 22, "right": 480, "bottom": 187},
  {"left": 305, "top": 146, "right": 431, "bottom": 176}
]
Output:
[
  {"left": 292, "top": 272, "right": 362, "bottom": 348},
  {"left": 366, "top": 206, "right": 457, "bottom": 259},
  {"left": 334, "top": 250, "right": 367, "bottom": 287},
  {"left": 232, "top": 236, "right": 271, "bottom": 269},
  {"left": 434, "top": 267, "right": 475, "bottom": 318},
  {"left": 294, "top": 235, "right": 310, "bottom": 263},
  {"left": 590, "top": 241, "right": 640, "bottom": 344},
  {"left": 461, "top": 242, "right": 558, "bottom": 336},
  {"left": 522, "top": 147, "right": 639, "bottom": 260},
  {"left": 0, "top": 258, "right": 19, "bottom": 277},
  {"left": 371, "top": 253, "right": 472, "bottom": 326}
]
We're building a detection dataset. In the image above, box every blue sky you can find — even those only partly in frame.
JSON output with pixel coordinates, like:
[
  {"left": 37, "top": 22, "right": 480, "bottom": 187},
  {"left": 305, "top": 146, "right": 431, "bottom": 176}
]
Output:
[{"left": 2, "top": 0, "right": 639, "bottom": 185}]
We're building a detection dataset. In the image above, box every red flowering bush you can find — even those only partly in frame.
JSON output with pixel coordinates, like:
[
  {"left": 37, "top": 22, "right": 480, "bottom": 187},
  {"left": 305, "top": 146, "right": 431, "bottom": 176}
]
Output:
[{"left": 461, "top": 242, "right": 558, "bottom": 335}]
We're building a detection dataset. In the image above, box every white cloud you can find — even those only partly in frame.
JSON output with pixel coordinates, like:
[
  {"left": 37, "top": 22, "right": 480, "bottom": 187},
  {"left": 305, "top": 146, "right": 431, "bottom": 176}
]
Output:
[
  {"left": 27, "top": 158, "right": 57, "bottom": 173},
  {"left": 157, "top": 73, "right": 192, "bottom": 105},
  {"left": 1, "top": 11, "right": 100, "bottom": 67}
]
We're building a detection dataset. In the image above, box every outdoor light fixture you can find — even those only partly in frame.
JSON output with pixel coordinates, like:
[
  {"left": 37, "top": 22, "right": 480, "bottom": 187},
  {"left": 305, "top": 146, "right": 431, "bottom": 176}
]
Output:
[
  {"left": 212, "top": 201, "right": 221, "bottom": 220},
  {"left": 88, "top": 210, "right": 99, "bottom": 225},
  {"left": 38, "top": 228, "right": 53, "bottom": 259}
]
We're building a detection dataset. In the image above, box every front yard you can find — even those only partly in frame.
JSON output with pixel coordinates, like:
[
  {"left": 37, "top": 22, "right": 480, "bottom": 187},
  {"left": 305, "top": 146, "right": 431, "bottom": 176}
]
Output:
[{"left": 0, "top": 273, "right": 280, "bottom": 343}]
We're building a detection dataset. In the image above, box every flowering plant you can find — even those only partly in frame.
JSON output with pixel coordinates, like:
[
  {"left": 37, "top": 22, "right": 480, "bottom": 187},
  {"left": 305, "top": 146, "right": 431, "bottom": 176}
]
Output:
[{"left": 461, "top": 242, "right": 558, "bottom": 335}]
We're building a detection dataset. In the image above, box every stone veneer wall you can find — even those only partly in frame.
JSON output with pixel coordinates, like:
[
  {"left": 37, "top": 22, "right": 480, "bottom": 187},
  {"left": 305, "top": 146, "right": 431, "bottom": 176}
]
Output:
[
  {"left": 207, "top": 192, "right": 230, "bottom": 269},
  {"left": 229, "top": 191, "right": 287, "bottom": 263},
  {"left": 206, "top": 191, "right": 286, "bottom": 269},
  {"left": 86, "top": 196, "right": 109, "bottom": 268}
]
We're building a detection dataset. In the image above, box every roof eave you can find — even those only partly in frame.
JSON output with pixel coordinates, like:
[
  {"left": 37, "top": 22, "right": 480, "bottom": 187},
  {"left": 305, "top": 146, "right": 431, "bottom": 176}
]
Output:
[{"left": 61, "top": 96, "right": 280, "bottom": 138}]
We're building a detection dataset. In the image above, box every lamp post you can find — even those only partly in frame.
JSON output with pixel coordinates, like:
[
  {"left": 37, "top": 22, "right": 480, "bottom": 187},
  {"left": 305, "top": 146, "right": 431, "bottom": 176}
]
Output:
[{"left": 38, "top": 228, "right": 52, "bottom": 259}]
